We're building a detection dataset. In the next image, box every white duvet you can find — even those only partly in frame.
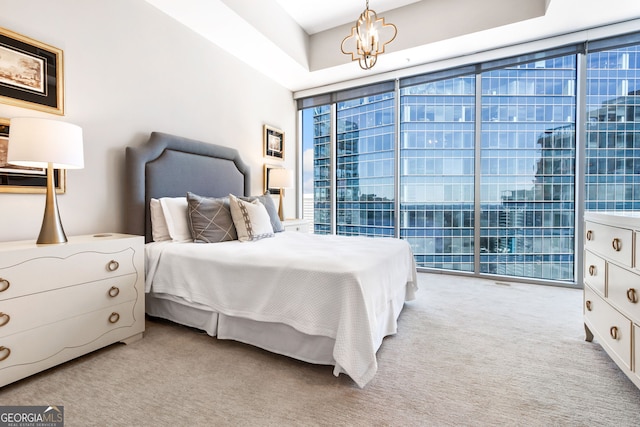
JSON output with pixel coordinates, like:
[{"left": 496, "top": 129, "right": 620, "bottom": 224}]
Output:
[{"left": 145, "top": 232, "right": 417, "bottom": 387}]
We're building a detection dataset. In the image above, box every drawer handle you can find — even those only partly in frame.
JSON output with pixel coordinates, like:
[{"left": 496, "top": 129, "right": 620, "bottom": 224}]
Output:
[
  {"left": 107, "top": 260, "right": 120, "bottom": 272},
  {"left": 0, "top": 312, "right": 10, "bottom": 327},
  {"left": 108, "top": 312, "right": 120, "bottom": 324},
  {"left": 588, "top": 265, "right": 596, "bottom": 276},
  {"left": 585, "top": 300, "right": 592, "bottom": 311},
  {"left": 0, "top": 278, "right": 9, "bottom": 292},
  {"left": 627, "top": 288, "right": 638, "bottom": 304},
  {"left": 612, "top": 238, "right": 622, "bottom": 252},
  {"left": 610, "top": 326, "right": 619, "bottom": 340},
  {"left": 108, "top": 286, "right": 120, "bottom": 298},
  {"left": 0, "top": 346, "right": 10, "bottom": 362},
  {"left": 586, "top": 230, "right": 593, "bottom": 241}
]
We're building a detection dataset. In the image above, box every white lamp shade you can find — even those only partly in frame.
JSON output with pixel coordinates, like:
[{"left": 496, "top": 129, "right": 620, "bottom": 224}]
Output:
[
  {"left": 269, "top": 168, "right": 293, "bottom": 188},
  {"left": 7, "top": 117, "right": 84, "bottom": 169}
]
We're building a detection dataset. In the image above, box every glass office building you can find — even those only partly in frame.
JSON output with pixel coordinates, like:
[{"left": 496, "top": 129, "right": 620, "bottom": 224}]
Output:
[
  {"left": 300, "top": 32, "right": 640, "bottom": 285},
  {"left": 400, "top": 76, "right": 476, "bottom": 272},
  {"left": 337, "top": 94, "right": 396, "bottom": 237},
  {"left": 585, "top": 46, "right": 640, "bottom": 211}
]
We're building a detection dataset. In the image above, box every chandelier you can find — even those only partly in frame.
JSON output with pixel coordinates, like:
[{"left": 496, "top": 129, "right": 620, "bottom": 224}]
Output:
[{"left": 341, "top": 0, "right": 398, "bottom": 70}]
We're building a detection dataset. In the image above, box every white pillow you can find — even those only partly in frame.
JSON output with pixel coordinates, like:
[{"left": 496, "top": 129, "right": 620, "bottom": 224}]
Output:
[
  {"left": 150, "top": 198, "right": 171, "bottom": 242},
  {"left": 229, "top": 194, "right": 274, "bottom": 242},
  {"left": 159, "top": 197, "right": 192, "bottom": 242}
]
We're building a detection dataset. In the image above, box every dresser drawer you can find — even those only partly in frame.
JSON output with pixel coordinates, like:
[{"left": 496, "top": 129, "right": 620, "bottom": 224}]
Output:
[
  {"left": 608, "top": 263, "right": 640, "bottom": 324},
  {"left": 0, "top": 300, "right": 142, "bottom": 387},
  {"left": 634, "top": 324, "right": 640, "bottom": 380},
  {"left": 0, "top": 248, "right": 136, "bottom": 301},
  {"left": 584, "top": 249, "right": 606, "bottom": 296},
  {"left": 636, "top": 232, "right": 640, "bottom": 271},
  {"left": 584, "top": 286, "right": 632, "bottom": 369},
  {"left": 0, "top": 273, "right": 138, "bottom": 338},
  {"left": 0, "top": 300, "right": 138, "bottom": 372},
  {"left": 283, "top": 219, "right": 312, "bottom": 233},
  {"left": 585, "top": 221, "right": 633, "bottom": 268}
]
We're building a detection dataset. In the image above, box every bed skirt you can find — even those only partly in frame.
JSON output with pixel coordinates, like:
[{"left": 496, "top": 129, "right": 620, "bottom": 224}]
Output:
[{"left": 145, "top": 282, "right": 408, "bottom": 382}]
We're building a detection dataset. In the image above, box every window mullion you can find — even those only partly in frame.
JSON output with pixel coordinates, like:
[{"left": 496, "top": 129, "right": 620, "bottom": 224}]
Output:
[
  {"left": 394, "top": 79, "right": 401, "bottom": 238},
  {"left": 474, "top": 73, "right": 483, "bottom": 275},
  {"left": 330, "top": 103, "right": 337, "bottom": 235}
]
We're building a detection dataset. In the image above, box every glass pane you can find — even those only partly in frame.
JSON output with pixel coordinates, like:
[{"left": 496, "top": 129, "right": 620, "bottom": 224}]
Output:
[
  {"left": 480, "top": 56, "right": 576, "bottom": 282},
  {"left": 399, "top": 76, "right": 476, "bottom": 272},
  {"left": 585, "top": 45, "right": 640, "bottom": 211},
  {"left": 335, "top": 93, "right": 396, "bottom": 237},
  {"left": 302, "top": 105, "right": 331, "bottom": 234},
  {"left": 302, "top": 34, "right": 640, "bottom": 286}
]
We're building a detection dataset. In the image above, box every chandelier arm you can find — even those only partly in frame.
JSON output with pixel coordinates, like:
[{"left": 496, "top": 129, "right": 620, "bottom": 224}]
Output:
[{"left": 341, "top": 0, "right": 397, "bottom": 70}]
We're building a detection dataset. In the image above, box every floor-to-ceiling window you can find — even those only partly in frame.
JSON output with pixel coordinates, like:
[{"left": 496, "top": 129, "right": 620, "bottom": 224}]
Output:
[
  {"left": 302, "top": 105, "right": 331, "bottom": 234},
  {"left": 479, "top": 56, "right": 577, "bottom": 281},
  {"left": 336, "top": 94, "right": 396, "bottom": 237},
  {"left": 585, "top": 43, "right": 640, "bottom": 211},
  {"left": 300, "top": 31, "right": 640, "bottom": 286},
  {"left": 399, "top": 75, "right": 476, "bottom": 272}
]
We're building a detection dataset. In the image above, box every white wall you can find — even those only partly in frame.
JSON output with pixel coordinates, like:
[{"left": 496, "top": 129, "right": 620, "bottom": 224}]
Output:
[{"left": 0, "top": 0, "right": 296, "bottom": 242}]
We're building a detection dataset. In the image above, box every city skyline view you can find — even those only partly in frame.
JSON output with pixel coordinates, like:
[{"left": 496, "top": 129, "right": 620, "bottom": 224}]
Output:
[{"left": 301, "top": 34, "right": 640, "bottom": 285}]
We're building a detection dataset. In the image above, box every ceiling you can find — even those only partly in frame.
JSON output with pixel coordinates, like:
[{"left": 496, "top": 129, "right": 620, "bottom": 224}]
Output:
[
  {"left": 272, "top": 0, "right": 422, "bottom": 35},
  {"left": 146, "top": 0, "right": 640, "bottom": 93}
]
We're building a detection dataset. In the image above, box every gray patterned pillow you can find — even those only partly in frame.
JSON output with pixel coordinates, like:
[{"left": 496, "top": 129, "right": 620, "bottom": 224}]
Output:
[{"left": 186, "top": 192, "right": 237, "bottom": 243}]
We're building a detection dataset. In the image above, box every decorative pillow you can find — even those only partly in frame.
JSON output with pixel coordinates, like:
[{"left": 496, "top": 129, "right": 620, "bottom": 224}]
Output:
[
  {"left": 240, "top": 193, "right": 284, "bottom": 233},
  {"left": 159, "top": 197, "right": 192, "bottom": 242},
  {"left": 229, "top": 194, "right": 275, "bottom": 242},
  {"left": 186, "top": 192, "right": 237, "bottom": 243},
  {"left": 150, "top": 198, "right": 171, "bottom": 242}
]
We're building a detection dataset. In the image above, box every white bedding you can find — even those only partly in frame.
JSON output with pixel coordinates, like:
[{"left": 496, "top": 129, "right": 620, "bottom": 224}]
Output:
[{"left": 145, "top": 232, "right": 417, "bottom": 387}]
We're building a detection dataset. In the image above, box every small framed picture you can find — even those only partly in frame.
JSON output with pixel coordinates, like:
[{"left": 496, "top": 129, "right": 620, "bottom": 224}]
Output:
[
  {"left": 0, "top": 118, "right": 66, "bottom": 194},
  {"left": 0, "top": 27, "right": 64, "bottom": 115},
  {"left": 263, "top": 124, "right": 284, "bottom": 160}
]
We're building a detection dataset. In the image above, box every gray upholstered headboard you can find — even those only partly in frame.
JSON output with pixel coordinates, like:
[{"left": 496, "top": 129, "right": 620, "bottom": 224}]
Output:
[{"left": 125, "top": 132, "right": 251, "bottom": 243}]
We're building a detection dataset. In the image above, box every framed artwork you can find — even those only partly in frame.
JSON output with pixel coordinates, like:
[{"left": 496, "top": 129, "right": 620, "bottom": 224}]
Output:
[
  {"left": 0, "top": 118, "right": 66, "bottom": 194},
  {"left": 0, "top": 27, "right": 64, "bottom": 115},
  {"left": 263, "top": 124, "right": 284, "bottom": 160}
]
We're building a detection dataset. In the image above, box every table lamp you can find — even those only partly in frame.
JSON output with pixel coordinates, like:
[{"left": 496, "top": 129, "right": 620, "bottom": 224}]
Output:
[
  {"left": 8, "top": 117, "right": 84, "bottom": 244},
  {"left": 268, "top": 168, "right": 293, "bottom": 221}
]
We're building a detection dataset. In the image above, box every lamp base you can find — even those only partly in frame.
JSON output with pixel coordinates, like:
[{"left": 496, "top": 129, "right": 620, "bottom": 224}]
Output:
[
  {"left": 278, "top": 188, "right": 285, "bottom": 221},
  {"left": 37, "top": 163, "right": 68, "bottom": 245}
]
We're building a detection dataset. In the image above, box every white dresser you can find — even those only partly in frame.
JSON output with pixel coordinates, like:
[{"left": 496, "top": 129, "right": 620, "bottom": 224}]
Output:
[
  {"left": 0, "top": 233, "right": 145, "bottom": 387},
  {"left": 584, "top": 211, "right": 640, "bottom": 388}
]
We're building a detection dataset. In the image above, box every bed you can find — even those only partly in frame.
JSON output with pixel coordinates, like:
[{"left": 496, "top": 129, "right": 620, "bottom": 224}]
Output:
[{"left": 124, "top": 132, "right": 417, "bottom": 387}]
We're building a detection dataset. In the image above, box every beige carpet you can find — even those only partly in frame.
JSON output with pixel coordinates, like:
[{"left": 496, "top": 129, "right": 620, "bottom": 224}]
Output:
[{"left": 2, "top": 273, "right": 640, "bottom": 426}]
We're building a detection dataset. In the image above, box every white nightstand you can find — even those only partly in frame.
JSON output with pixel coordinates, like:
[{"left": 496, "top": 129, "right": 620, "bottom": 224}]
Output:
[
  {"left": 0, "top": 233, "right": 145, "bottom": 387},
  {"left": 282, "top": 219, "right": 312, "bottom": 233}
]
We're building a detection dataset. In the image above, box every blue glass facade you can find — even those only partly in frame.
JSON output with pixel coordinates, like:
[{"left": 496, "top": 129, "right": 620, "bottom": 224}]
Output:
[
  {"left": 586, "top": 46, "right": 640, "bottom": 211},
  {"left": 337, "top": 94, "right": 395, "bottom": 237},
  {"left": 480, "top": 57, "right": 576, "bottom": 281},
  {"left": 400, "top": 77, "right": 476, "bottom": 272},
  {"left": 301, "top": 36, "right": 640, "bottom": 285},
  {"left": 310, "top": 106, "right": 331, "bottom": 234}
]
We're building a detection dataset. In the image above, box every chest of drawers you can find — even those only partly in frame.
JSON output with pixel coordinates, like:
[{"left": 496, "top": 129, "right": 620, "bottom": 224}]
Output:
[
  {"left": 584, "top": 212, "right": 640, "bottom": 388},
  {"left": 0, "top": 233, "right": 144, "bottom": 387}
]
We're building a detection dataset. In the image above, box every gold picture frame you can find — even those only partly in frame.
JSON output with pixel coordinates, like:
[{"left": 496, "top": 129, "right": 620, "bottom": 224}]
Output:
[
  {"left": 0, "top": 118, "right": 66, "bottom": 194},
  {"left": 0, "top": 27, "right": 64, "bottom": 115},
  {"left": 263, "top": 124, "right": 284, "bottom": 160}
]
